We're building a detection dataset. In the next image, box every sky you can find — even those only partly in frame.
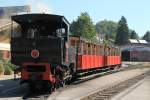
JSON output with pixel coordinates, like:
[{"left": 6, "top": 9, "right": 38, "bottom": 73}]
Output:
[{"left": 0, "top": 0, "right": 150, "bottom": 37}]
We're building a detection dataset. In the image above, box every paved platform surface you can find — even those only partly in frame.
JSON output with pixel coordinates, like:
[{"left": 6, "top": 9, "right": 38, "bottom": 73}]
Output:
[
  {"left": 112, "top": 72, "right": 150, "bottom": 100},
  {"left": 0, "top": 75, "right": 14, "bottom": 80},
  {"left": 48, "top": 68, "right": 150, "bottom": 100},
  {"left": 0, "top": 74, "right": 20, "bottom": 80}
]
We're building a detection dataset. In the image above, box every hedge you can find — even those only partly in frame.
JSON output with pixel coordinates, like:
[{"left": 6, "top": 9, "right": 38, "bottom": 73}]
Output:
[
  {"left": 4, "top": 65, "right": 13, "bottom": 75},
  {"left": 0, "top": 64, "right": 4, "bottom": 75}
]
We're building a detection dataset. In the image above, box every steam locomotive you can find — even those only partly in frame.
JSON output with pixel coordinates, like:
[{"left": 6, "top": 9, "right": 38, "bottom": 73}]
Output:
[{"left": 11, "top": 14, "right": 121, "bottom": 92}]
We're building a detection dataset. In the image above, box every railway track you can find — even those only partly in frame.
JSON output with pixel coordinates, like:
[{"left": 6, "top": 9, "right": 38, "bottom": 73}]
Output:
[
  {"left": 80, "top": 71, "right": 149, "bottom": 100},
  {"left": 72, "top": 63, "right": 149, "bottom": 84},
  {"left": 22, "top": 63, "right": 150, "bottom": 100}
]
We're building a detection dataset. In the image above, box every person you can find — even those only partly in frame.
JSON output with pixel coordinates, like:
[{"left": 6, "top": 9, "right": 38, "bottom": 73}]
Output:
[{"left": 14, "top": 66, "right": 21, "bottom": 80}]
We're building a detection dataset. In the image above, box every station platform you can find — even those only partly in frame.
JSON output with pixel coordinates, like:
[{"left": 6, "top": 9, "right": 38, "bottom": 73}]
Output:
[
  {"left": 48, "top": 68, "right": 150, "bottom": 100},
  {"left": 112, "top": 73, "right": 150, "bottom": 100}
]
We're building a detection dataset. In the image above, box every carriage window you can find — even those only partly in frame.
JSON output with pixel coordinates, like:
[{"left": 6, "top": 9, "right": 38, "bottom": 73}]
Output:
[
  {"left": 110, "top": 48, "right": 112, "bottom": 56},
  {"left": 111, "top": 49, "right": 113, "bottom": 56},
  {"left": 105, "top": 48, "right": 107, "bottom": 56},
  {"left": 100, "top": 46, "right": 102, "bottom": 55},
  {"left": 112, "top": 49, "right": 114, "bottom": 56},
  {"left": 78, "top": 41, "right": 83, "bottom": 54},
  {"left": 116, "top": 49, "right": 119, "bottom": 56},
  {"left": 96, "top": 46, "right": 99, "bottom": 55},
  {"left": 117, "top": 49, "right": 120, "bottom": 56},
  {"left": 112, "top": 49, "right": 113, "bottom": 56},
  {"left": 115, "top": 50, "right": 117, "bottom": 56},
  {"left": 83, "top": 43, "right": 87, "bottom": 55},
  {"left": 92, "top": 45, "right": 96, "bottom": 55},
  {"left": 70, "top": 39, "right": 75, "bottom": 47},
  {"left": 117, "top": 49, "right": 119, "bottom": 56},
  {"left": 99, "top": 46, "right": 102, "bottom": 55},
  {"left": 88, "top": 44, "right": 91, "bottom": 55},
  {"left": 108, "top": 48, "right": 110, "bottom": 56},
  {"left": 115, "top": 49, "right": 117, "bottom": 56},
  {"left": 107, "top": 48, "right": 109, "bottom": 56},
  {"left": 105, "top": 47, "right": 108, "bottom": 56},
  {"left": 98, "top": 46, "right": 101, "bottom": 55},
  {"left": 108, "top": 48, "right": 111, "bottom": 56}
]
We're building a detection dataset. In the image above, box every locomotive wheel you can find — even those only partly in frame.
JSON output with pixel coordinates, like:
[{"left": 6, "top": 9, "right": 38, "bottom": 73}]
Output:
[
  {"left": 66, "top": 63, "right": 77, "bottom": 84},
  {"left": 113, "top": 65, "right": 120, "bottom": 71},
  {"left": 54, "top": 65, "right": 66, "bottom": 88},
  {"left": 47, "top": 82, "right": 55, "bottom": 93},
  {"left": 60, "top": 80, "right": 66, "bottom": 87},
  {"left": 28, "top": 82, "right": 36, "bottom": 93},
  {"left": 55, "top": 79, "right": 65, "bottom": 88},
  {"left": 69, "top": 73, "right": 77, "bottom": 83},
  {"left": 28, "top": 81, "right": 45, "bottom": 93}
]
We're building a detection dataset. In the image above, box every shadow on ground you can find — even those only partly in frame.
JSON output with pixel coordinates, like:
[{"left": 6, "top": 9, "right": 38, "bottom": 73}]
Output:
[{"left": 0, "top": 78, "right": 28, "bottom": 99}]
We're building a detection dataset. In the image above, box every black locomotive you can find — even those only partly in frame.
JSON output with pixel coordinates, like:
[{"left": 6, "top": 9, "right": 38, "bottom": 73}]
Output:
[{"left": 11, "top": 14, "right": 76, "bottom": 91}]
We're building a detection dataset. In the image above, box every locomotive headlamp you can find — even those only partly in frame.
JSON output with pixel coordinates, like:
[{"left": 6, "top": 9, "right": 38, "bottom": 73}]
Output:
[{"left": 31, "top": 49, "right": 39, "bottom": 59}]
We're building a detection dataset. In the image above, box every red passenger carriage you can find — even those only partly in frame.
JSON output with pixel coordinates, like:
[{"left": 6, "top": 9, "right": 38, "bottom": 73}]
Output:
[{"left": 69, "top": 36, "right": 121, "bottom": 72}]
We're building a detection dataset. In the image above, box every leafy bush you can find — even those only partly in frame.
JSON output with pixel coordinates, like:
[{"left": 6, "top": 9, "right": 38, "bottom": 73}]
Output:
[
  {"left": 5, "top": 60, "right": 15, "bottom": 71},
  {"left": 3, "top": 60, "right": 16, "bottom": 75},
  {"left": 4, "top": 65, "right": 13, "bottom": 75},
  {"left": 0, "top": 64, "right": 4, "bottom": 75}
]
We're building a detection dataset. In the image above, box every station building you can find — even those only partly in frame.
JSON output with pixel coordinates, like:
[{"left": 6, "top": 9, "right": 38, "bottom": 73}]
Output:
[
  {"left": 121, "top": 39, "right": 150, "bottom": 62},
  {"left": 0, "top": 43, "right": 10, "bottom": 60},
  {"left": 0, "top": 5, "right": 31, "bottom": 60}
]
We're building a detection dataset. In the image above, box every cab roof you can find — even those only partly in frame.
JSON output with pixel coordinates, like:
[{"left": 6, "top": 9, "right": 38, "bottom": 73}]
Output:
[{"left": 11, "top": 13, "right": 70, "bottom": 27}]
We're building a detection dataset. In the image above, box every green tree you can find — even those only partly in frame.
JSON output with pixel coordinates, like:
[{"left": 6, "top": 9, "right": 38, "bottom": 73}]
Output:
[
  {"left": 95, "top": 20, "right": 118, "bottom": 40},
  {"left": 70, "top": 12, "right": 96, "bottom": 40},
  {"left": 130, "top": 30, "right": 139, "bottom": 39},
  {"left": 143, "top": 31, "right": 150, "bottom": 41},
  {"left": 115, "top": 16, "right": 129, "bottom": 45},
  {"left": 128, "top": 29, "right": 133, "bottom": 37}
]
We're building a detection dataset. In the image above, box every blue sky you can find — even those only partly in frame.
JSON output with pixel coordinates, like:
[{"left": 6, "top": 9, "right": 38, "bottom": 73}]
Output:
[{"left": 0, "top": 0, "right": 150, "bottom": 37}]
